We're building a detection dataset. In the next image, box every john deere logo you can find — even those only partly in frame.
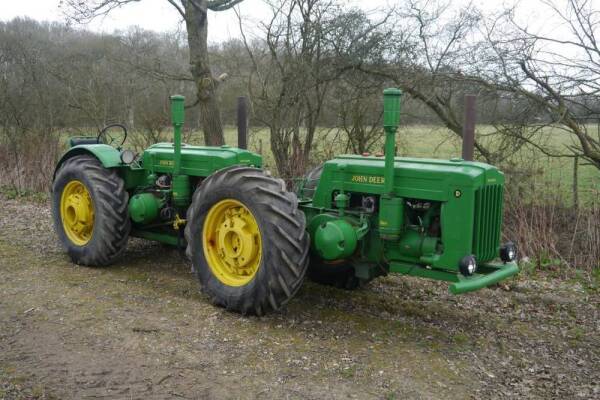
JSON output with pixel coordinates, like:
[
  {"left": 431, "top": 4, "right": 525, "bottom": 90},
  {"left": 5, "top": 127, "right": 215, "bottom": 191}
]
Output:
[
  {"left": 159, "top": 160, "right": 174, "bottom": 166},
  {"left": 351, "top": 175, "right": 385, "bottom": 184}
]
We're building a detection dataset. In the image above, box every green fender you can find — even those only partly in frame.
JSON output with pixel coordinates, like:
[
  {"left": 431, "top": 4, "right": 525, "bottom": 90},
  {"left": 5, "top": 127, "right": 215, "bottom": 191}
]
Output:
[{"left": 53, "top": 144, "right": 122, "bottom": 181}]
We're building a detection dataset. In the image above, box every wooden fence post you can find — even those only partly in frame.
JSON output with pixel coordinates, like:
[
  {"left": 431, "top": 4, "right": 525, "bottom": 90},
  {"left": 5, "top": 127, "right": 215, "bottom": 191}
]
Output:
[
  {"left": 462, "top": 95, "right": 476, "bottom": 161},
  {"left": 237, "top": 96, "right": 248, "bottom": 150}
]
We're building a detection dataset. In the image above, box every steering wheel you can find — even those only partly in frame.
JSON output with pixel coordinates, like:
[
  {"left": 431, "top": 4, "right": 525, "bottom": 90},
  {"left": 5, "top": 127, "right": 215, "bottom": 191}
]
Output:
[{"left": 98, "top": 123, "right": 128, "bottom": 148}]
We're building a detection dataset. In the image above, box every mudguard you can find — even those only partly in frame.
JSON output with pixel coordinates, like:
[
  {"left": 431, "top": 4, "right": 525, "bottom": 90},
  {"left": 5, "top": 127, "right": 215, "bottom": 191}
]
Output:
[{"left": 53, "top": 144, "right": 122, "bottom": 181}]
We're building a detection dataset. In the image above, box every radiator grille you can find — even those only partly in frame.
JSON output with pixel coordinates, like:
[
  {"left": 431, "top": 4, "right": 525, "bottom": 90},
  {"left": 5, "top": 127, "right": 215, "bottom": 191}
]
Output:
[{"left": 473, "top": 184, "right": 504, "bottom": 262}]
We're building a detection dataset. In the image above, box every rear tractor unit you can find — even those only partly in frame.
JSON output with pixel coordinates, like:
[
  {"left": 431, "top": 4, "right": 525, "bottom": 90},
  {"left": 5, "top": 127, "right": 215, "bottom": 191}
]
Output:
[{"left": 52, "top": 89, "right": 519, "bottom": 315}]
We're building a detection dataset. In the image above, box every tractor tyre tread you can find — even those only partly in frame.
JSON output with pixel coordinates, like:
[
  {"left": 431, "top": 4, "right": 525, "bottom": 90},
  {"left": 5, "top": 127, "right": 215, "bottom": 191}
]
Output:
[
  {"left": 52, "top": 155, "right": 130, "bottom": 266},
  {"left": 185, "top": 166, "right": 309, "bottom": 316}
]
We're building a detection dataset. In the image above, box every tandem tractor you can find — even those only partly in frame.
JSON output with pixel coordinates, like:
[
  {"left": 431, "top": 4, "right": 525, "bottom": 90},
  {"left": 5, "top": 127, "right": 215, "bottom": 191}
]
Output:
[{"left": 52, "top": 89, "right": 519, "bottom": 315}]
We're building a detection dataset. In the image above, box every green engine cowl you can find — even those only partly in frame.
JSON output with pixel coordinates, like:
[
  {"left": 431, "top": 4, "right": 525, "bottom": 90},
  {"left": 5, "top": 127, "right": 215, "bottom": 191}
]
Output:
[
  {"left": 313, "top": 219, "right": 358, "bottom": 260},
  {"left": 397, "top": 229, "right": 439, "bottom": 259},
  {"left": 129, "top": 193, "right": 163, "bottom": 224}
]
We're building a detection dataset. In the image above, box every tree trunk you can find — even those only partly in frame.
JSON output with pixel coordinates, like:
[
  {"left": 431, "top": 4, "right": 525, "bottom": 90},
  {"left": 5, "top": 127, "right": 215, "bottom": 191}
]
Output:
[{"left": 183, "top": 0, "right": 224, "bottom": 146}]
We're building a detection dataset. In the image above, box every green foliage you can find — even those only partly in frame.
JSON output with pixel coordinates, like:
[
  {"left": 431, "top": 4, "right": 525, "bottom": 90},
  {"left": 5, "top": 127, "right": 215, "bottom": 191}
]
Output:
[
  {"left": 0, "top": 186, "right": 48, "bottom": 203},
  {"left": 571, "top": 268, "right": 600, "bottom": 294}
]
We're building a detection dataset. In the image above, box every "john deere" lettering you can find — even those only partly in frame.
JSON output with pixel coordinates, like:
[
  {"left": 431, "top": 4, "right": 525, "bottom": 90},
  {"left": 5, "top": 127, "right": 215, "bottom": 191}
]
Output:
[{"left": 351, "top": 175, "right": 385, "bottom": 184}]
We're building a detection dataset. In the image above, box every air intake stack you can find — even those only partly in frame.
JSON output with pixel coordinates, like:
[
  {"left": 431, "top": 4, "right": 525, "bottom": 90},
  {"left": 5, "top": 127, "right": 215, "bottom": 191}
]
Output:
[
  {"left": 379, "top": 88, "right": 404, "bottom": 240},
  {"left": 170, "top": 95, "right": 190, "bottom": 207}
]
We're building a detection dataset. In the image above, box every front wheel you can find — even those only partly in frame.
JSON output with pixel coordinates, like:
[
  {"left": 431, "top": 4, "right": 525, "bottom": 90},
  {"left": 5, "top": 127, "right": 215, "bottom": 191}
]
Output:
[
  {"left": 185, "top": 166, "right": 310, "bottom": 315},
  {"left": 52, "top": 155, "right": 130, "bottom": 266}
]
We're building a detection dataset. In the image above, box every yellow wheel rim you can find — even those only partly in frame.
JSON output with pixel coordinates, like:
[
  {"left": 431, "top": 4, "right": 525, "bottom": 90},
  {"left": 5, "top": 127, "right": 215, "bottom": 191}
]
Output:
[
  {"left": 202, "top": 199, "right": 262, "bottom": 287},
  {"left": 60, "top": 180, "right": 95, "bottom": 246}
]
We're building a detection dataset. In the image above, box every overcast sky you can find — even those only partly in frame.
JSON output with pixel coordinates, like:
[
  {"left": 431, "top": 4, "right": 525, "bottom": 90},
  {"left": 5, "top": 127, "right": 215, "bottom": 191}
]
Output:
[
  {"left": 0, "top": 0, "right": 569, "bottom": 47},
  {"left": 1, "top": 0, "right": 542, "bottom": 42}
]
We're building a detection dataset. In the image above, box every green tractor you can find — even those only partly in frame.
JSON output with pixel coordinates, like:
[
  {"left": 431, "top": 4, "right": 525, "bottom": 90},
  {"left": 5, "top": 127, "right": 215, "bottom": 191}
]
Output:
[{"left": 52, "top": 89, "right": 519, "bottom": 315}]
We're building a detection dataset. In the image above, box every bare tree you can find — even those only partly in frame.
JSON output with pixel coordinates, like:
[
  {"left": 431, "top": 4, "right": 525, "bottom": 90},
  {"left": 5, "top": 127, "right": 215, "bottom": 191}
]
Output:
[
  {"left": 0, "top": 19, "right": 65, "bottom": 192},
  {"left": 236, "top": 0, "right": 339, "bottom": 178},
  {"left": 378, "top": 0, "right": 600, "bottom": 169},
  {"left": 356, "top": 0, "right": 532, "bottom": 164},
  {"left": 462, "top": 0, "right": 600, "bottom": 169},
  {"left": 391, "top": 0, "right": 504, "bottom": 162},
  {"left": 0, "top": 19, "right": 195, "bottom": 192},
  {"left": 60, "top": 0, "right": 245, "bottom": 146},
  {"left": 333, "top": 74, "right": 384, "bottom": 155},
  {"left": 237, "top": 1, "right": 392, "bottom": 178}
]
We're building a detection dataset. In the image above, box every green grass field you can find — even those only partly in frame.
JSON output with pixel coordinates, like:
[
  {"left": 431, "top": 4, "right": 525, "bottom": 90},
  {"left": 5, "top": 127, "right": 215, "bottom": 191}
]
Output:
[
  {"left": 218, "top": 125, "right": 598, "bottom": 205},
  {"left": 88, "top": 123, "right": 599, "bottom": 206}
]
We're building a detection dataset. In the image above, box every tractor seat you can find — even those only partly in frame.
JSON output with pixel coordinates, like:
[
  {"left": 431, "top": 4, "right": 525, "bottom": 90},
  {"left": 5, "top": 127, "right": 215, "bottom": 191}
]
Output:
[{"left": 69, "top": 137, "right": 100, "bottom": 147}]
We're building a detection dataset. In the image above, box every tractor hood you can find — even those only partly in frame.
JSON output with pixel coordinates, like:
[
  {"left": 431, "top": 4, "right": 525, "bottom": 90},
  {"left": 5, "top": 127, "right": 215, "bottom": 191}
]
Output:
[
  {"left": 142, "top": 143, "right": 262, "bottom": 177},
  {"left": 315, "top": 155, "right": 504, "bottom": 203}
]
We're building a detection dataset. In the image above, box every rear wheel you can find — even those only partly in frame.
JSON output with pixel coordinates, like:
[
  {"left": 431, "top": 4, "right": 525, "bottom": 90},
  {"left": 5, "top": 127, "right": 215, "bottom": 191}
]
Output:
[
  {"left": 185, "top": 166, "right": 310, "bottom": 315},
  {"left": 52, "top": 155, "right": 130, "bottom": 266}
]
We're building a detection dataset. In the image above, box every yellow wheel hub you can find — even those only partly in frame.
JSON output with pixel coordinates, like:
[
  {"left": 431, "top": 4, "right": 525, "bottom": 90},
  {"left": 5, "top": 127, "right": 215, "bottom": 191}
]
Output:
[
  {"left": 202, "top": 199, "right": 262, "bottom": 286},
  {"left": 60, "top": 180, "right": 95, "bottom": 246}
]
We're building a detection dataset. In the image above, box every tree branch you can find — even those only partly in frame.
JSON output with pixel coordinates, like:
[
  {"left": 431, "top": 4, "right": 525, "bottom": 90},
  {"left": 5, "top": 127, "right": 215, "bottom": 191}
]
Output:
[
  {"left": 207, "top": 0, "right": 245, "bottom": 12},
  {"left": 166, "top": 0, "right": 186, "bottom": 19}
]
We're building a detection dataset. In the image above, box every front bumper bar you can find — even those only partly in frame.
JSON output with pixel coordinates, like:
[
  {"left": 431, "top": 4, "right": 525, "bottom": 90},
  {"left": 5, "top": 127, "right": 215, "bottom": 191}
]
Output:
[{"left": 449, "top": 261, "right": 519, "bottom": 294}]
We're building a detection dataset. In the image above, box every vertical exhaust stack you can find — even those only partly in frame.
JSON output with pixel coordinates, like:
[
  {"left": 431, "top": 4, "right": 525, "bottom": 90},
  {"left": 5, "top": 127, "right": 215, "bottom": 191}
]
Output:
[
  {"left": 170, "top": 95, "right": 185, "bottom": 175},
  {"left": 169, "top": 95, "right": 190, "bottom": 207},
  {"left": 383, "top": 88, "right": 402, "bottom": 194},
  {"left": 379, "top": 88, "right": 404, "bottom": 240}
]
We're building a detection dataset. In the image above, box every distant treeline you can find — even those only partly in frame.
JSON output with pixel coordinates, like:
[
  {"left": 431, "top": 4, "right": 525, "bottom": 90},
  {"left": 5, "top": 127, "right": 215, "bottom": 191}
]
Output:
[{"left": 5, "top": 17, "right": 593, "bottom": 134}]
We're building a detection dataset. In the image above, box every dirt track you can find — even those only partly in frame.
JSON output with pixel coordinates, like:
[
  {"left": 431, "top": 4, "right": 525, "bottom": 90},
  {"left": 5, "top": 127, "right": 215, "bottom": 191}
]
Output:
[{"left": 0, "top": 195, "right": 598, "bottom": 399}]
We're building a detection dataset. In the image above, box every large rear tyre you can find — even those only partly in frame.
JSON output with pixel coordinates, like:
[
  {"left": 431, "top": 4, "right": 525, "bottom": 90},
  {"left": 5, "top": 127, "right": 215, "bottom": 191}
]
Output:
[
  {"left": 185, "top": 166, "right": 310, "bottom": 315},
  {"left": 52, "top": 155, "right": 130, "bottom": 266}
]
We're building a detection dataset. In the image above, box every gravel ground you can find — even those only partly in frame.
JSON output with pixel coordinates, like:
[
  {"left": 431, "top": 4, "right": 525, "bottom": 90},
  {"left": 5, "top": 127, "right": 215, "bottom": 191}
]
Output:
[{"left": 0, "top": 195, "right": 598, "bottom": 399}]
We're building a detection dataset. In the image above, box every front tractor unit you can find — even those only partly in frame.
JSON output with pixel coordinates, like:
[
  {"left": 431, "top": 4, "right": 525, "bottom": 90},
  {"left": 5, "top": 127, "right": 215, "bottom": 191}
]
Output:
[{"left": 52, "top": 90, "right": 519, "bottom": 315}]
